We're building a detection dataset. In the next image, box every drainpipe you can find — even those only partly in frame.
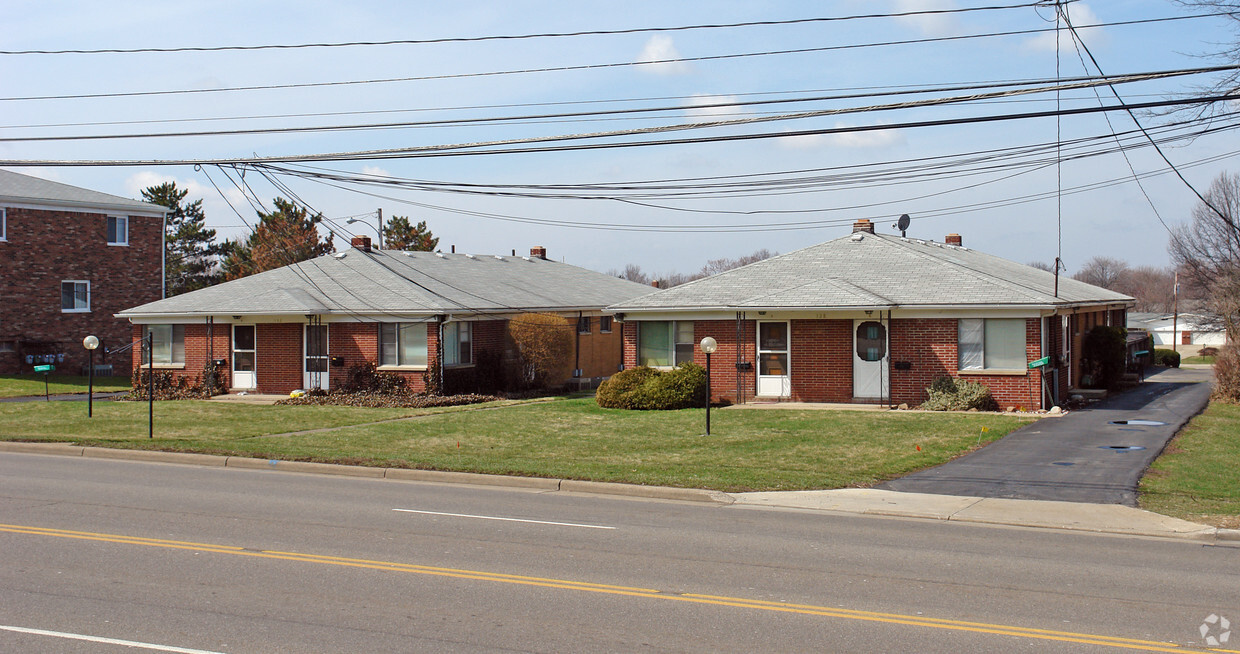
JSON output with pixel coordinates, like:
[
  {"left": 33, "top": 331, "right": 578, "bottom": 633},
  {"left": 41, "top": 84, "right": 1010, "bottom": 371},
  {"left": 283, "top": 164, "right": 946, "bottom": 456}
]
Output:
[
  {"left": 575, "top": 310, "right": 582, "bottom": 378},
  {"left": 161, "top": 210, "right": 168, "bottom": 299}
]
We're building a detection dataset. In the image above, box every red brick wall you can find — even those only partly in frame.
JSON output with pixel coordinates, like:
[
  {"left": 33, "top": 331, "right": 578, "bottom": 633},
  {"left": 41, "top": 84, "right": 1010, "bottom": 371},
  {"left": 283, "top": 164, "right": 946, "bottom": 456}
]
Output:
[
  {"left": 692, "top": 320, "right": 757, "bottom": 404},
  {"left": 788, "top": 319, "right": 852, "bottom": 402},
  {"left": 255, "top": 323, "right": 302, "bottom": 394},
  {"left": 2, "top": 207, "right": 162, "bottom": 375},
  {"left": 889, "top": 318, "right": 957, "bottom": 405}
]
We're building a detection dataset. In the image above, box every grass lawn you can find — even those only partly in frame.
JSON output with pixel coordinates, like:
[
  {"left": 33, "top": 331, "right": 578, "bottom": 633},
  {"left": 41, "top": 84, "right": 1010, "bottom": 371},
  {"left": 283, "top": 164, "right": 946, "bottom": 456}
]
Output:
[
  {"left": 1140, "top": 402, "right": 1240, "bottom": 529},
  {"left": 0, "top": 374, "right": 132, "bottom": 398},
  {"left": 1180, "top": 356, "right": 1216, "bottom": 365},
  {"left": 0, "top": 397, "right": 1032, "bottom": 492}
]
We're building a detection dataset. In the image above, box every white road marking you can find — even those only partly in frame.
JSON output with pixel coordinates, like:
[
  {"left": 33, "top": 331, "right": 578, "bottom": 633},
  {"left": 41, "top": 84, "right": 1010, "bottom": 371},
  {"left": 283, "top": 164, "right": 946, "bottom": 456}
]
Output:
[
  {"left": 393, "top": 508, "right": 616, "bottom": 530},
  {"left": 0, "top": 624, "right": 226, "bottom": 654}
]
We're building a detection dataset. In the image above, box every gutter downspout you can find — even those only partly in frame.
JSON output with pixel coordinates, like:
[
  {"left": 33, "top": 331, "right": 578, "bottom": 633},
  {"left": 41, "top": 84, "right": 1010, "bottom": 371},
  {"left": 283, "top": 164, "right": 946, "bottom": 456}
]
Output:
[
  {"left": 161, "top": 210, "right": 168, "bottom": 299},
  {"left": 575, "top": 310, "right": 582, "bottom": 378}
]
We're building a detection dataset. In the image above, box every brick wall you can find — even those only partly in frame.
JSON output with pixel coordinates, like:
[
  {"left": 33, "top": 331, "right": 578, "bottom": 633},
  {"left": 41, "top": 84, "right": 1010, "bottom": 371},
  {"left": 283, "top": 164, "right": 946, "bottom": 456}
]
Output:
[
  {"left": 889, "top": 318, "right": 958, "bottom": 405},
  {"left": 2, "top": 207, "right": 162, "bottom": 375},
  {"left": 571, "top": 316, "right": 624, "bottom": 378},
  {"left": 788, "top": 319, "right": 852, "bottom": 402}
]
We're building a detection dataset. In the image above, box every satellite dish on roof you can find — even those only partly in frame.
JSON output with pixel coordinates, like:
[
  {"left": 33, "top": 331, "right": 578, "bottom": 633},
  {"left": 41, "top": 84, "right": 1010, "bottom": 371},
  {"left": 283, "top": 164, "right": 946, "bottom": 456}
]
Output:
[{"left": 897, "top": 213, "right": 911, "bottom": 237}]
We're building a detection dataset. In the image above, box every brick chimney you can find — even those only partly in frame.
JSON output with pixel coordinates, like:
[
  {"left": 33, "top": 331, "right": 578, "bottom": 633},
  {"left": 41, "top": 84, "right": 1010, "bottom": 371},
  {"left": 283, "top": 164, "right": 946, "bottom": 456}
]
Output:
[
  {"left": 651, "top": 280, "right": 660, "bottom": 289},
  {"left": 351, "top": 235, "right": 372, "bottom": 252},
  {"left": 852, "top": 219, "right": 875, "bottom": 234},
  {"left": 530, "top": 246, "right": 548, "bottom": 260},
  {"left": 945, "top": 233, "right": 962, "bottom": 247}
]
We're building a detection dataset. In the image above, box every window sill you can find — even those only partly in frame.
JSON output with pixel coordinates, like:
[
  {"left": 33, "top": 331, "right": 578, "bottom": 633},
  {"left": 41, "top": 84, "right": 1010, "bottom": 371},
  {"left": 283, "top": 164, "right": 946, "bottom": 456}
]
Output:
[
  {"left": 958, "top": 369, "right": 1027, "bottom": 377},
  {"left": 378, "top": 365, "right": 428, "bottom": 372},
  {"left": 443, "top": 363, "right": 475, "bottom": 369},
  {"left": 61, "top": 309, "right": 91, "bottom": 314},
  {"left": 144, "top": 363, "right": 186, "bottom": 370},
  {"left": 107, "top": 242, "right": 129, "bottom": 247}
]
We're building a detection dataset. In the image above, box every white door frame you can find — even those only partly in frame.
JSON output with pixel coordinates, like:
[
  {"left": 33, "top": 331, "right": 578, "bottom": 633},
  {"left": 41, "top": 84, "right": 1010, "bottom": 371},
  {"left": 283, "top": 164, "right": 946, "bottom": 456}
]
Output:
[
  {"left": 231, "top": 324, "right": 256, "bottom": 390},
  {"left": 304, "top": 323, "right": 329, "bottom": 390},
  {"left": 852, "top": 318, "right": 889, "bottom": 400},
  {"left": 756, "top": 320, "right": 791, "bottom": 398}
]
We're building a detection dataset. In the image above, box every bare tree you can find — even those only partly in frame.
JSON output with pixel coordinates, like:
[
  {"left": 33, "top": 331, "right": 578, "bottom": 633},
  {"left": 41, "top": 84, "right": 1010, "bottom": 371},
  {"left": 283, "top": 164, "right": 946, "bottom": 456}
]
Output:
[
  {"left": 1115, "top": 266, "right": 1176, "bottom": 313},
  {"left": 1171, "top": 1, "right": 1240, "bottom": 117},
  {"left": 609, "top": 248, "right": 777, "bottom": 289},
  {"left": 700, "top": 248, "right": 777, "bottom": 276},
  {"left": 1026, "top": 261, "right": 1054, "bottom": 272},
  {"left": 1072, "top": 256, "right": 1131, "bottom": 290},
  {"left": 1169, "top": 171, "right": 1240, "bottom": 339}
]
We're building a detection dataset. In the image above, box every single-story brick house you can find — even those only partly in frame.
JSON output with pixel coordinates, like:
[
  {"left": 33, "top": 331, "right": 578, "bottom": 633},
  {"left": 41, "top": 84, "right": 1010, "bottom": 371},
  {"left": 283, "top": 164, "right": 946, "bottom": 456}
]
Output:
[
  {"left": 607, "top": 220, "right": 1133, "bottom": 409},
  {"left": 117, "top": 238, "right": 653, "bottom": 395}
]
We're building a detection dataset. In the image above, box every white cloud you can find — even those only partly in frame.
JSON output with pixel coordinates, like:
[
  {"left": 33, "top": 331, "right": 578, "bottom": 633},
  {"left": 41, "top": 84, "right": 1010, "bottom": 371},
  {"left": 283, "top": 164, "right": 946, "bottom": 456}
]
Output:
[
  {"left": 682, "top": 94, "right": 742, "bottom": 120},
  {"left": 778, "top": 123, "right": 905, "bottom": 149},
  {"left": 125, "top": 170, "right": 249, "bottom": 237},
  {"left": 893, "top": 0, "right": 959, "bottom": 37},
  {"left": 361, "top": 165, "right": 392, "bottom": 178},
  {"left": 1024, "top": 3, "right": 1103, "bottom": 53},
  {"left": 635, "top": 35, "right": 691, "bottom": 75}
]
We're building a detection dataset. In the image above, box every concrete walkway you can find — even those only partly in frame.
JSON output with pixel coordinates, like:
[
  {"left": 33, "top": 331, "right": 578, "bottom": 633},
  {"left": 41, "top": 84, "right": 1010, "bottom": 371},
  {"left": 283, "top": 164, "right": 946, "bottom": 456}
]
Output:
[{"left": 878, "top": 366, "right": 1214, "bottom": 505}]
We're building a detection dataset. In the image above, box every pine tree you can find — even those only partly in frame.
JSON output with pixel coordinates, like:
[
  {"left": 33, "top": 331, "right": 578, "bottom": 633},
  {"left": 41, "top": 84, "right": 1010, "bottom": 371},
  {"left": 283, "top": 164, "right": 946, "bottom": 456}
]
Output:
[
  {"left": 383, "top": 215, "right": 439, "bottom": 251},
  {"left": 142, "top": 182, "right": 222, "bottom": 295},
  {"left": 221, "top": 197, "right": 335, "bottom": 280}
]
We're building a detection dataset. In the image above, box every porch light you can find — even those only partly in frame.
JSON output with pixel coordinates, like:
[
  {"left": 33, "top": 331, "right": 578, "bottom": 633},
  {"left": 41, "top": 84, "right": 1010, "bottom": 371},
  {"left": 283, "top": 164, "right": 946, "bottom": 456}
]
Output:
[
  {"left": 700, "top": 337, "right": 718, "bottom": 435},
  {"left": 83, "top": 335, "right": 99, "bottom": 418}
]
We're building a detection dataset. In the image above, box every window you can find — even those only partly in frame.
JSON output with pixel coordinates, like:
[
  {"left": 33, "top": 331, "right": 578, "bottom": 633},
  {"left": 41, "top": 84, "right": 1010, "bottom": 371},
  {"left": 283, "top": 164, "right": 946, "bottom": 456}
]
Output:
[
  {"left": 61, "top": 281, "right": 89, "bottom": 312},
  {"left": 142, "top": 325, "right": 185, "bottom": 365},
  {"left": 444, "top": 321, "right": 472, "bottom": 366},
  {"left": 577, "top": 316, "right": 592, "bottom": 334},
  {"left": 599, "top": 316, "right": 613, "bottom": 333},
  {"left": 638, "top": 321, "right": 694, "bottom": 367},
  {"left": 0, "top": 208, "right": 7, "bottom": 241},
  {"left": 107, "top": 216, "right": 128, "bottom": 245},
  {"left": 958, "top": 319, "right": 1025, "bottom": 370},
  {"left": 379, "top": 322, "right": 427, "bottom": 367},
  {"left": 0, "top": 340, "right": 15, "bottom": 353}
]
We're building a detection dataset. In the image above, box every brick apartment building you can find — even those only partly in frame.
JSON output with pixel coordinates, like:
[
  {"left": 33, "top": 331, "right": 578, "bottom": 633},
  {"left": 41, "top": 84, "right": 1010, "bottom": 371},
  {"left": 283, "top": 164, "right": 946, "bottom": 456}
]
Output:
[
  {"left": 0, "top": 169, "right": 165, "bottom": 376},
  {"left": 117, "top": 239, "right": 652, "bottom": 395},
  {"left": 608, "top": 220, "right": 1133, "bottom": 410}
]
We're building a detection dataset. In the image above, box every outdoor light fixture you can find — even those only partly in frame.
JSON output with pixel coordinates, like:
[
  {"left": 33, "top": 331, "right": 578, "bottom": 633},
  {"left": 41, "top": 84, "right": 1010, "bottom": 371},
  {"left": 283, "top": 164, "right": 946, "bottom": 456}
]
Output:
[
  {"left": 346, "top": 212, "right": 383, "bottom": 249},
  {"left": 83, "top": 335, "right": 99, "bottom": 418},
  {"left": 700, "top": 337, "right": 718, "bottom": 435}
]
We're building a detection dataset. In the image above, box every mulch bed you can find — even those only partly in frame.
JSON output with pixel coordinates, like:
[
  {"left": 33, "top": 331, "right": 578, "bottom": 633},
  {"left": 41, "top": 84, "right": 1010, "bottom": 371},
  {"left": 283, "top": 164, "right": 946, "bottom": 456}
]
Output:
[{"left": 275, "top": 392, "right": 503, "bottom": 409}]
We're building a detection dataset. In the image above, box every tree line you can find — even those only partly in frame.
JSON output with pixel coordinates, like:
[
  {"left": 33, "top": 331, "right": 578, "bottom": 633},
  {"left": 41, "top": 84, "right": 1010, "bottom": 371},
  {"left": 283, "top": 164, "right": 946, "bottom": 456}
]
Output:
[{"left": 142, "top": 182, "right": 437, "bottom": 296}]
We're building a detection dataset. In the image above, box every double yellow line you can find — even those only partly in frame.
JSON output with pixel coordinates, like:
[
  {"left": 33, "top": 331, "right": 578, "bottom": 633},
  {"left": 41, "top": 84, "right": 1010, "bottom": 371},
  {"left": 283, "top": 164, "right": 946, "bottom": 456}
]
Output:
[{"left": 0, "top": 523, "right": 1230, "bottom": 652}]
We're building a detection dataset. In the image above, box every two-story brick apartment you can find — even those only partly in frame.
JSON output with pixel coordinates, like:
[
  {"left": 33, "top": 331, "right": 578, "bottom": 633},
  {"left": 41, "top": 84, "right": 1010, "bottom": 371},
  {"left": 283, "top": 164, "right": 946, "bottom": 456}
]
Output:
[{"left": 0, "top": 169, "right": 165, "bottom": 375}]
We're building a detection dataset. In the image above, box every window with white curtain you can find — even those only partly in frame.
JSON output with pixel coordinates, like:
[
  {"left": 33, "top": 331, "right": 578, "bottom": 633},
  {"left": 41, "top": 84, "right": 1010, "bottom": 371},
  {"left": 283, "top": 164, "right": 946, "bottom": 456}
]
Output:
[
  {"left": 958, "top": 318, "right": 1026, "bottom": 370},
  {"left": 379, "top": 323, "right": 427, "bottom": 367}
]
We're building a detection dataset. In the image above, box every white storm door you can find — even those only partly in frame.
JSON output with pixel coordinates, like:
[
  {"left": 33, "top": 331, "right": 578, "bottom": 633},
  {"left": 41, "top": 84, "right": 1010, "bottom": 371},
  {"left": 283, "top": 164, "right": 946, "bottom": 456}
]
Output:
[
  {"left": 232, "top": 325, "right": 256, "bottom": 390},
  {"left": 756, "top": 321, "right": 791, "bottom": 397},
  {"left": 304, "top": 324, "right": 329, "bottom": 390},
  {"left": 852, "top": 319, "right": 889, "bottom": 399}
]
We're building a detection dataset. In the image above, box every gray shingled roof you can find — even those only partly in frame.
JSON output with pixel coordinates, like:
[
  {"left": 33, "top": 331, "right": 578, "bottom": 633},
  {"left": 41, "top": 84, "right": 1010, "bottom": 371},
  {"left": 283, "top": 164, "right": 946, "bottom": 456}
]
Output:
[
  {"left": 118, "top": 248, "right": 656, "bottom": 318},
  {"left": 610, "top": 232, "right": 1132, "bottom": 312},
  {"left": 0, "top": 169, "right": 165, "bottom": 215}
]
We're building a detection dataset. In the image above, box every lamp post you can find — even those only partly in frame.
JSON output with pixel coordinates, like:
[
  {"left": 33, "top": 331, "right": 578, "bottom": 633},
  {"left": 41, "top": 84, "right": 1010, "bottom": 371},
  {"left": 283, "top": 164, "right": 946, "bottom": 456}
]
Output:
[
  {"left": 700, "top": 337, "right": 717, "bottom": 435},
  {"left": 347, "top": 209, "right": 383, "bottom": 249},
  {"left": 83, "top": 335, "right": 99, "bottom": 417}
]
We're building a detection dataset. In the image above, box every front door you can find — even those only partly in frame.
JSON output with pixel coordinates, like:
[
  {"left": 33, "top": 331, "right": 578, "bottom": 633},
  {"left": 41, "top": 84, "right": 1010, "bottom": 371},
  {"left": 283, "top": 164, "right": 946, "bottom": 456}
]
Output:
[
  {"left": 853, "top": 319, "right": 889, "bottom": 399},
  {"left": 304, "top": 324, "right": 329, "bottom": 390},
  {"left": 232, "top": 325, "right": 256, "bottom": 390},
  {"left": 757, "top": 321, "right": 791, "bottom": 397}
]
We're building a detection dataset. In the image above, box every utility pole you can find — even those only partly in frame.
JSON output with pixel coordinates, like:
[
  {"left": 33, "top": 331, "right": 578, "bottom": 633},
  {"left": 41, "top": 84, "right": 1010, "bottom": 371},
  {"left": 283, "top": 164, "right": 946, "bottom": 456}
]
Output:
[
  {"left": 1173, "top": 271, "right": 1179, "bottom": 355},
  {"left": 376, "top": 208, "right": 383, "bottom": 249}
]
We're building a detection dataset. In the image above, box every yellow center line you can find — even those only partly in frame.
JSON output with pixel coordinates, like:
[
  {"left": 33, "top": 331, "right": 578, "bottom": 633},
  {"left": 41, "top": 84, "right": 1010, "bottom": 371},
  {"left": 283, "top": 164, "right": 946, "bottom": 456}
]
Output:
[{"left": 2, "top": 522, "right": 1231, "bottom": 653}]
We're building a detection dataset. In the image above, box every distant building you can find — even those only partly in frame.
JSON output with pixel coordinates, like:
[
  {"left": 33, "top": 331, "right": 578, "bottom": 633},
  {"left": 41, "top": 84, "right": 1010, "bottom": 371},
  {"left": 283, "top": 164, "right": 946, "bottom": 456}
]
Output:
[
  {"left": 0, "top": 169, "right": 165, "bottom": 375},
  {"left": 1127, "top": 312, "right": 1227, "bottom": 353}
]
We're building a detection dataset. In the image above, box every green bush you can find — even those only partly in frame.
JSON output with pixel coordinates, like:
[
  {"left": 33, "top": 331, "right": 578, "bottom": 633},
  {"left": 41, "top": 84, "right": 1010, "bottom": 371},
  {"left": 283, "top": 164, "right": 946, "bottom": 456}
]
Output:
[
  {"left": 920, "top": 376, "right": 999, "bottom": 411},
  {"left": 596, "top": 363, "right": 707, "bottom": 410},
  {"left": 1081, "top": 325, "right": 1127, "bottom": 389},
  {"left": 1155, "top": 349, "right": 1181, "bottom": 368}
]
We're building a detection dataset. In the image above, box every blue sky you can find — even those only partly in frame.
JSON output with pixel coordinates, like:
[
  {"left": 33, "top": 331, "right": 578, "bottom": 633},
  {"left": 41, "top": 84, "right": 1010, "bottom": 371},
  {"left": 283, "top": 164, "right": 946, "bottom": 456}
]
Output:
[{"left": 3, "top": 1, "right": 1237, "bottom": 278}]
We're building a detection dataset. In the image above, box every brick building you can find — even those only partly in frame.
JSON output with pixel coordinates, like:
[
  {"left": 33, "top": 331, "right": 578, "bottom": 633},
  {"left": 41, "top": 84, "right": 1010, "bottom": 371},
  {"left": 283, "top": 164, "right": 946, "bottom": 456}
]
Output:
[
  {"left": 117, "top": 239, "right": 651, "bottom": 395},
  {"left": 608, "top": 220, "right": 1133, "bottom": 410},
  {"left": 0, "top": 169, "right": 165, "bottom": 375}
]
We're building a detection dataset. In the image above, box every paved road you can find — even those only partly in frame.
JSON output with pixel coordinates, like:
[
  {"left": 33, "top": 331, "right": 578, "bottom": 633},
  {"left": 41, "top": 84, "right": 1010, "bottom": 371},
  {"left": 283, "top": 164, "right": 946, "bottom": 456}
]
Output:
[
  {"left": 1, "top": 453, "right": 1236, "bottom": 652},
  {"left": 880, "top": 367, "right": 1214, "bottom": 505},
  {"left": 0, "top": 391, "right": 127, "bottom": 403}
]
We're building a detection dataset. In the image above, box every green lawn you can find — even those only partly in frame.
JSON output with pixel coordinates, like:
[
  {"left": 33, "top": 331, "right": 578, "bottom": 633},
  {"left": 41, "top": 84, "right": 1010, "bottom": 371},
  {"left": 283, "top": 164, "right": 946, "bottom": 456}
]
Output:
[
  {"left": 1180, "top": 355, "right": 1216, "bottom": 365},
  {"left": 1140, "top": 402, "right": 1240, "bottom": 529},
  {"left": 0, "top": 397, "right": 1031, "bottom": 492},
  {"left": 0, "top": 374, "right": 132, "bottom": 398}
]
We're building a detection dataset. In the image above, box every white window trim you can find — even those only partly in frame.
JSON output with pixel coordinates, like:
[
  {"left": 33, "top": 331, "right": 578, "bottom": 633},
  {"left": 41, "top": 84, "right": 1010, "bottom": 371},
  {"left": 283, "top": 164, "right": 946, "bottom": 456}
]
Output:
[
  {"left": 0, "top": 207, "right": 7, "bottom": 242},
  {"left": 958, "top": 318, "right": 1027, "bottom": 373},
  {"left": 107, "top": 215, "right": 129, "bottom": 246},
  {"left": 443, "top": 321, "right": 473, "bottom": 367},
  {"left": 143, "top": 324, "right": 185, "bottom": 366},
  {"left": 61, "top": 280, "right": 90, "bottom": 313},
  {"left": 637, "top": 320, "right": 694, "bottom": 369},
  {"left": 379, "top": 322, "right": 429, "bottom": 368}
]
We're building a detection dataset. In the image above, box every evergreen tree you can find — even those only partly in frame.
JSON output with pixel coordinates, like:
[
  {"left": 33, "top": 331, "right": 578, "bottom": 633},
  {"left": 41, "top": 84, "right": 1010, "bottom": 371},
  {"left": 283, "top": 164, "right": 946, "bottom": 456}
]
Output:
[
  {"left": 221, "top": 197, "right": 335, "bottom": 280},
  {"left": 142, "top": 182, "right": 222, "bottom": 295},
  {"left": 383, "top": 215, "right": 439, "bottom": 251}
]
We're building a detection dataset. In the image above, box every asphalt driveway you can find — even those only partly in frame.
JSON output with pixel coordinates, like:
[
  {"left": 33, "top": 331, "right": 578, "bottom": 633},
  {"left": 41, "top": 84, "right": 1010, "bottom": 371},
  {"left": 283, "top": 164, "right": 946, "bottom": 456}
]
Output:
[{"left": 879, "top": 366, "right": 1214, "bottom": 506}]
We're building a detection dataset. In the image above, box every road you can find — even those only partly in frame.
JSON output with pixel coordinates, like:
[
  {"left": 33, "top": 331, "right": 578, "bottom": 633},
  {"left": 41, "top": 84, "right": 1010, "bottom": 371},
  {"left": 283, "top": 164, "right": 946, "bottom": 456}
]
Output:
[{"left": 1, "top": 453, "right": 1237, "bottom": 653}]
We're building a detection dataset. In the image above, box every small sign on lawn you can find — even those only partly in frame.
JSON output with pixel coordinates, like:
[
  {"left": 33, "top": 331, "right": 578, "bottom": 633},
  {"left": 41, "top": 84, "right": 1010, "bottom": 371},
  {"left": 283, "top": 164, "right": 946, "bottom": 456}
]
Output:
[{"left": 33, "top": 364, "right": 55, "bottom": 373}]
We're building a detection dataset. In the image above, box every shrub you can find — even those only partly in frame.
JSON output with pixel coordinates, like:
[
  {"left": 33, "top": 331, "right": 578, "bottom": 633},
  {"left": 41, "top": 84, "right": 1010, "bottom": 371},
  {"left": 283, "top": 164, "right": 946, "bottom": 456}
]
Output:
[
  {"left": 339, "top": 362, "right": 408, "bottom": 395},
  {"left": 596, "top": 363, "right": 707, "bottom": 410},
  {"left": 128, "top": 363, "right": 221, "bottom": 400},
  {"left": 1213, "top": 342, "right": 1240, "bottom": 403},
  {"left": 920, "top": 376, "right": 999, "bottom": 411},
  {"left": 508, "top": 313, "right": 574, "bottom": 388},
  {"left": 1081, "top": 325, "right": 1127, "bottom": 389},
  {"left": 1155, "top": 349, "right": 1181, "bottom": 368},
  {"left": 1198, "top": 346, "right": 1220, "bottom": 357}
]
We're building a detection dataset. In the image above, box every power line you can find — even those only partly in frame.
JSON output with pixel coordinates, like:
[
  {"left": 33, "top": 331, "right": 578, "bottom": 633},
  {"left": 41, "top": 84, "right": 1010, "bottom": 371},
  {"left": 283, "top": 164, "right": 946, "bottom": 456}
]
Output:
[
  {"left": 0, "top": 3, "right": 1044, "bottom": 55},
  {"left": 1, "top": 13, "right": 1221, "bottom": 104}
]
